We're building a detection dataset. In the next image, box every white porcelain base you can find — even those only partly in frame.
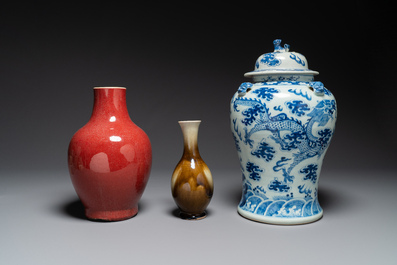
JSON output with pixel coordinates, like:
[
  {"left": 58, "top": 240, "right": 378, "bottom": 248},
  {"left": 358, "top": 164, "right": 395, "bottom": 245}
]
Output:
[{"left": 237, "top": 207, "right": 323, "bottom": 225}]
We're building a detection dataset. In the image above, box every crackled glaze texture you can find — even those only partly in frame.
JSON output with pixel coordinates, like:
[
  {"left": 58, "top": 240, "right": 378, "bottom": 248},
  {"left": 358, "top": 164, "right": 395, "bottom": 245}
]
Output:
[
  {"left": 68, "top": 87, "right": 152, "bottom": 221},
  {"left": 171, "top": 120, "right": 213, "bottom": 220},
  {"left": 230, "top": 40, "right": 337, "bottom": 225}
]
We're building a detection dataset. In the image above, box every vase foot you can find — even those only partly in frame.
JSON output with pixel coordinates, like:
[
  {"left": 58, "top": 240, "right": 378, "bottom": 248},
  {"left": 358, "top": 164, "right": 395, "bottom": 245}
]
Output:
[
  {"left": 179, "top": 211, "right": 207, "bottom": 220},
  {"left": 85, "top": 207, "right": 138, "bottom": 222},
  {"left": 238, "top": 207, "right": 323, "bottom": 225}
]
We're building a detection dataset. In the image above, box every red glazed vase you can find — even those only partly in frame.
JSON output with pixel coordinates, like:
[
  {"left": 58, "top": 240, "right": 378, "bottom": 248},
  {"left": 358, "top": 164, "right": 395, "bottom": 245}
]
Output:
[{"left": 68, "top": 87, "right": 152, "bottom": 221}]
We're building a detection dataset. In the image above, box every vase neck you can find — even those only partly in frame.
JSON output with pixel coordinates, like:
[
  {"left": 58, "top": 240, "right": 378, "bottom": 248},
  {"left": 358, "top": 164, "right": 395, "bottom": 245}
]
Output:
[
  {"left": 179, "top": 120, "right": 201, "bottom": 158},
  {"left": 90, "top": 87, "right": 131, "bottom": 122}
]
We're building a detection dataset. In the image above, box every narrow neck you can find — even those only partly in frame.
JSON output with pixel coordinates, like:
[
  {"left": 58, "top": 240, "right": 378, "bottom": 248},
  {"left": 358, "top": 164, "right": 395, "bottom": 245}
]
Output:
[
  {"left": 179, "top": 120, "right": 201, "bottom": 158},
  {"left": 90, "top": 87, "right": 131, "bottom": 122}
]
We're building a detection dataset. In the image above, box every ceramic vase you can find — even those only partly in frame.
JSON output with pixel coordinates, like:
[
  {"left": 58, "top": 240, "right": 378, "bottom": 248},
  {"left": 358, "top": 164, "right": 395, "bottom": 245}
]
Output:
[
  {"left": 230, "top": 40, "right": 337, "bottom": 225},
  {"left": 171, "top": 120, "right": 213, "bottom": 220},
  {"left": 68, "top": 87, "right": 152, "bottom": 221}
]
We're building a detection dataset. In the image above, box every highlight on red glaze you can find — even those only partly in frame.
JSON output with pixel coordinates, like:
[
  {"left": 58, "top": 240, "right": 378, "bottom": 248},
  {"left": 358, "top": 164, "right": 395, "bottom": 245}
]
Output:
[{"left": 68, "top": 87, "right": 152, "bottom": 221}]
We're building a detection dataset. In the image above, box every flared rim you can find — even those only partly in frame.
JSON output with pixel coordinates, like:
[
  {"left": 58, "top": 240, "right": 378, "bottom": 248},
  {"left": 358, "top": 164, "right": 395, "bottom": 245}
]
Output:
[
  {"left": 178, "top": 120, "right": 201, "bottom": 124},
  {"left": 93, "top": 86, "right": 126, "bottom": 90}
]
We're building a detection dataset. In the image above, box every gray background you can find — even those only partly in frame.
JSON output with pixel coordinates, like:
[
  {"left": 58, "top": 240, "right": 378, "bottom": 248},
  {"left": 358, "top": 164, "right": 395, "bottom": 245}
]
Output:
[{"left": 1, "top": 2, "right": 396, "bottom": 265}]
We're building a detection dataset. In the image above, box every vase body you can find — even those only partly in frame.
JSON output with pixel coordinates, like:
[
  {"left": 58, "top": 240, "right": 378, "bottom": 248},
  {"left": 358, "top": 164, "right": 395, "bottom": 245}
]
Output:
[
  {"left": 68, "top": 87, "right": 152, "bottom": 221},
  {"left": 171, "top": 120, "right": 213, "bottom": 220},
  {"left": 230, "top": 40, "right": 337, "bottom": 224}
]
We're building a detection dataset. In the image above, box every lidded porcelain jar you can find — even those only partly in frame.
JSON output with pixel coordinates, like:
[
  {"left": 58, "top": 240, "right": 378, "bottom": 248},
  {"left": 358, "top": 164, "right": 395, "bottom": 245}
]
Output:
[{"left": 230, "top": 40, "right": 337, "bottom": 225}]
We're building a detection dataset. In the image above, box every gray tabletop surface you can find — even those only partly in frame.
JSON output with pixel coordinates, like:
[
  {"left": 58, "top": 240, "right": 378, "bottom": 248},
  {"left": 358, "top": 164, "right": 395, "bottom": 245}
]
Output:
[{"left": 1, "top": 169, "right": 396, "bottom": 265}]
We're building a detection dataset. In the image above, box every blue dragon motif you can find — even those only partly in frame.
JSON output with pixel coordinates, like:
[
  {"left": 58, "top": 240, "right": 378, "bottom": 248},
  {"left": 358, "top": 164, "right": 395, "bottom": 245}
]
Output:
[
  {"left": 233, "top": 95, "right": 336, "bottom": 183},
  {"left": 273, "top": 157, "right": 291, "bottom": 172}
]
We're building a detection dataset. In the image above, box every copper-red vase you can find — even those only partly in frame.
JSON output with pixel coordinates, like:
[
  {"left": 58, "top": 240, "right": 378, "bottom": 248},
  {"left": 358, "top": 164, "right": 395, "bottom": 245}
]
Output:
[{"left": 68, "top": 87, "right": 152, "bottom": 221}]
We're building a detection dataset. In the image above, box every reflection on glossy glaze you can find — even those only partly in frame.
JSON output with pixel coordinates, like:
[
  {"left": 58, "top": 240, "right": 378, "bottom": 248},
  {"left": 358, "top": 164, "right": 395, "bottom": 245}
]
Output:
[
  {"left": 68, "top": 87, "right": 152, "bottom": 221},
  {"left": 171, "top": 121, "right": 213, "bottom": 220}
]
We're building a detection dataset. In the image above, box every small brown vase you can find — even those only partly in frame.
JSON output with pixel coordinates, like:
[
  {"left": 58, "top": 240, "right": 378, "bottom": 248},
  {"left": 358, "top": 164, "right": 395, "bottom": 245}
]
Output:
[{"left": 171, "top": 120, "right": 213, "bottom": 220}]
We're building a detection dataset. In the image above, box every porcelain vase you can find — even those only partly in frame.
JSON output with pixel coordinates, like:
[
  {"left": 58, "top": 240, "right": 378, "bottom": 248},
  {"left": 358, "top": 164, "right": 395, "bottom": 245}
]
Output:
[
  {"left": 171, "top": 120, "right": 213, "bottom": 220},
  {"left": 68, "top": 87, "right": 152, "bottom": 221},
  {"left": 230, "top": 40, "right": 337, "bottom": 225}
]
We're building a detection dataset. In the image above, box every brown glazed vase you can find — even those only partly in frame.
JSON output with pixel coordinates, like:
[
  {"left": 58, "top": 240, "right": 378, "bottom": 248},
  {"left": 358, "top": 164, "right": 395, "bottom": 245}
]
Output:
[{"left": 171, "top": 120, "right": 213, "bottom": 220}]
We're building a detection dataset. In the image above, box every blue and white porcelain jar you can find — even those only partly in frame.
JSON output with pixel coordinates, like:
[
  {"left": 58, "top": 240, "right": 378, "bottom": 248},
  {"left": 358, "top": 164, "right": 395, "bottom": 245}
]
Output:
[{"left": 230, "top": 39, "right": 337, "bottom": 225}]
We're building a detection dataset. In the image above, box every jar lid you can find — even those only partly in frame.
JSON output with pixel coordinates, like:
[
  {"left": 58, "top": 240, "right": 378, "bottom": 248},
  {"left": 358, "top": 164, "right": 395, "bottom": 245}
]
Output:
[{"left": 244, "top": 39, "right": 319, "bottom": 77}]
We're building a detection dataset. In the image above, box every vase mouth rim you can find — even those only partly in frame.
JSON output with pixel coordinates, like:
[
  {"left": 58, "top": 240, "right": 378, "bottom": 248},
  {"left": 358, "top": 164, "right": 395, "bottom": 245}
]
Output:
[
  {"left": 94, "top": 86, "right": 126, "bottom": 90},
  {"left": 178, "top": 120, "right": 201, "bottom": 124}
]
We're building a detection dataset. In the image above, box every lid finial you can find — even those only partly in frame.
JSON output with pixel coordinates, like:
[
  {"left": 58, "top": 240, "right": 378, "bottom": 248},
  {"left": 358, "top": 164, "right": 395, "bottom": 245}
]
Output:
[{"left": 273, "top": 39, "right": 290, "bottom": 52}]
